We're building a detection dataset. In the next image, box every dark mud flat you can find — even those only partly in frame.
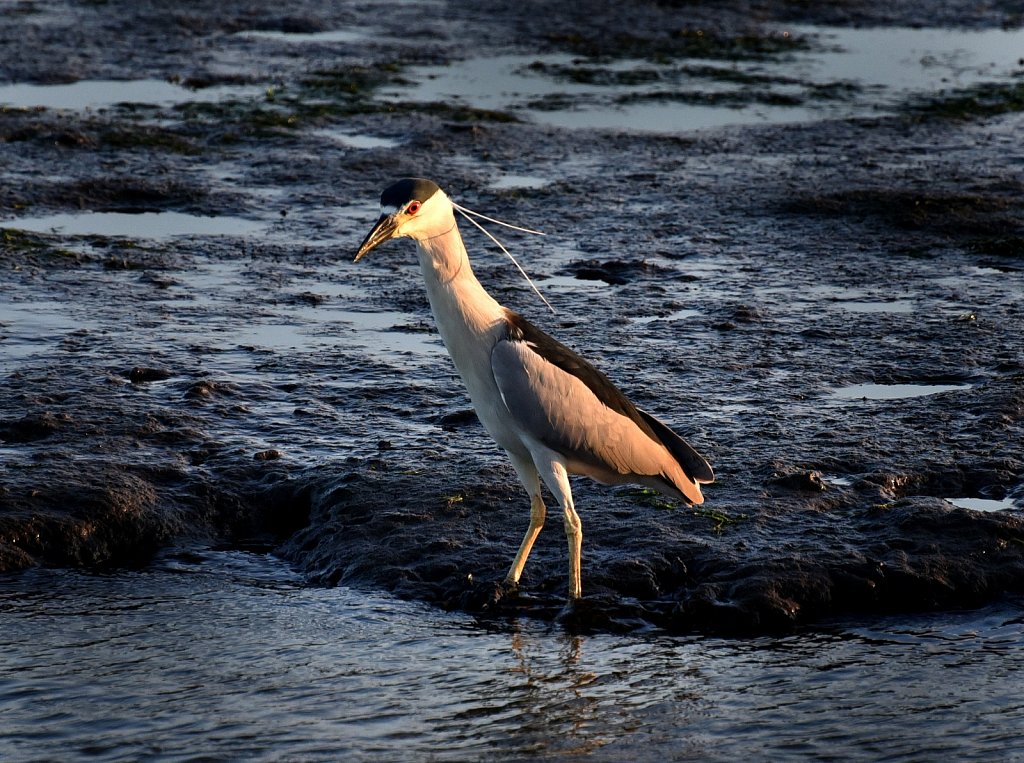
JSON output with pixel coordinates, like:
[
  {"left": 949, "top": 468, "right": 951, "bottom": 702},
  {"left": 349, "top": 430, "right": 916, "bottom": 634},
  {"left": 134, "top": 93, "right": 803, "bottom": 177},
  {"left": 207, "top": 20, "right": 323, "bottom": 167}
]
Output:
[{"left": 2, "top": 0, "right": 1023, "bottom": 634}]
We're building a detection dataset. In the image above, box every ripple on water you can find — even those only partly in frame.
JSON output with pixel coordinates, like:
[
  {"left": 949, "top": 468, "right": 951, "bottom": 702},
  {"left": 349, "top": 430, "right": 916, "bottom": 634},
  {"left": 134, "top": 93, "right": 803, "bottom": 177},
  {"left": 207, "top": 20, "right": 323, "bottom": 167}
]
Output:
[
  {"left": 1, "top": 551, "right": 1023, "bottom": 761},
  {"left": 0, "top": 299, "right": 99, "bottom": 364}
]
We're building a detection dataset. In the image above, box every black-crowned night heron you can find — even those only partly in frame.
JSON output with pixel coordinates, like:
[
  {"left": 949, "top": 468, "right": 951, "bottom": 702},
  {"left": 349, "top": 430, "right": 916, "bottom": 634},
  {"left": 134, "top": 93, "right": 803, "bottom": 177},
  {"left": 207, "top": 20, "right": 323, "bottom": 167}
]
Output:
[{"left": 355, "top": 177, "right": 713, "bottom": 599}]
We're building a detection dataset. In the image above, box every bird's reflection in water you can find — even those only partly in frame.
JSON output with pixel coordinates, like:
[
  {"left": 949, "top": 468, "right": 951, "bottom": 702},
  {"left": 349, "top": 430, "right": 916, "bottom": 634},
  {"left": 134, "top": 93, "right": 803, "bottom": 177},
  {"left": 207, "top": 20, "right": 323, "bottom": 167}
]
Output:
[
  {"left": 442, "top": 624, "right": 709, "bottom": 759},
  {"left": 506, "top": 631, "right": 608, "bottom": 755}
]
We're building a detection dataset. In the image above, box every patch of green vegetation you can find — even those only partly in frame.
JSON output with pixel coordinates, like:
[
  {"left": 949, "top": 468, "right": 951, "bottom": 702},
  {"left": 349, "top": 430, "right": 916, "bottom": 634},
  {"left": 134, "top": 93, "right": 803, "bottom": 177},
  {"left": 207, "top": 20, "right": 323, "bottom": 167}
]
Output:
[
  {"left": 615, "top": 89, "right": 804, "bottom": 108},
  {"left": 390, "top": 101, "right": 521, "bottom": 123},
  {"left": 547, "top": 28, "right": 807, "bottom": 62},
  {"left": 617, "top": 487, "right": 677, "bottom": 510},
  {"left": 172, "top": 60, "right": 521, "bottom": 135},
  {"left": 173, "top": 58, "right": 521, "bottom": 135},
  {"left": 300, "top": 63, "right": 408, "bottom": 97},
  {"left": 0, "top": 105, "right": 46, "bottom": 117},
  {"left": 174, "top": 98, "right": 306, "bottom": 138},
  {"left": 617, "top": 487, "right": 746, "bottom": 531},
  {"left": 523, "top": 93, "right": 580, "bottom": 112},
  {"left": 692, "top": 506, "right": 747, "bottom": 532},
  {"left": 905, "top": 81, "right": 1024, "bottom": 121},
  {"left": 525, "top": 61, "right": 664, "bottom": 86},
  {"left": 1, "top": 228, "right": 46, "bottom": 250},
  {"left": 525, "top": 58, "right": 860, "bottom": 114},
  {"left": 1, "top": 228, "right": 82, "bottom": 262}
]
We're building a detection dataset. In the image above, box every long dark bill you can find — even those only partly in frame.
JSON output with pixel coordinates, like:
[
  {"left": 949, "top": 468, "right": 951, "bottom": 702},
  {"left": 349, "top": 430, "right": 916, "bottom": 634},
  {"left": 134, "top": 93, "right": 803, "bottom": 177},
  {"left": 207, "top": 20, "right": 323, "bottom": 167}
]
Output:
[{"left": 354, "top": 213, "right": 398, "bottom": 262}]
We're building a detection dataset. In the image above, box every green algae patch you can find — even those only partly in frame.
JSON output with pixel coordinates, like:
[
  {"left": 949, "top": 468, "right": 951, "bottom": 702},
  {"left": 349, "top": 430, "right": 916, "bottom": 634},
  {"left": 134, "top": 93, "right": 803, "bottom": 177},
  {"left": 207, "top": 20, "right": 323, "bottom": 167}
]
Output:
[
  {"left": 546, "top": 28, "right": 808, "bottom": 62},
  {"left": 905, "top": 80, "right": 1024, "bottom": 121}
]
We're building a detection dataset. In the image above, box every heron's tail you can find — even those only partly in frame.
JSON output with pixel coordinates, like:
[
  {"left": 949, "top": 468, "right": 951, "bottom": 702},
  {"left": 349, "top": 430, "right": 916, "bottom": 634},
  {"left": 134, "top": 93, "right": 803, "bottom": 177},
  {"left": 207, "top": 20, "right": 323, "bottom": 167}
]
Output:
[{"left": 637, "top": 410, "right": 714, "bottom": 505}]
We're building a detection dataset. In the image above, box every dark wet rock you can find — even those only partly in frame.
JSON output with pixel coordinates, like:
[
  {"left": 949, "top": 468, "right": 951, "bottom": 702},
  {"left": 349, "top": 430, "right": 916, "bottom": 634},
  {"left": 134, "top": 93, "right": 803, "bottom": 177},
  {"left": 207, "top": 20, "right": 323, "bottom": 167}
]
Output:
[
  {"left": 185, "top": 380, "right": 237, "bottom": 400},
  {"left": 437, "top": 409, "right": 480, "bottom": 430},
  {"left": 770, "top": 470, "right": 828, "bottom": 492},
  {"left": 2, "top": 0, "right": 1024, "bottom": 636},
  {"left": 138, "top": 273, "right": 180, "bottom": 289},
  {"left": 254, "top": 449, "right": 283, "bottom": 461},
  {"left": 0, "top": 470, "right": 173, "bottom": 569},
  {"left": 0, "top": 412, "right": 69, "bottom": 443},
  {"left": 290, "top": 292, "right": 327, "bottom": 307},
  {"left": 250, "top": 15, "right": 329, "bottom": 34},
  {"left": 566, "top": 258, "right": 668, "bottom": 285},
  {"left": 273, "top": 465, "right": 1024, "bottom": 635},
  {"left": 783, "top": 187, "right": 1024, "bottom": 241},
  {"left": 129, "top": 367, "right": 173, "bottom": 384},
  {"left": 67, "top": 177, "right": 208, "bottom": 214},
  {"left": 729, "top": 304, "right": 766, "bottom": 323}
]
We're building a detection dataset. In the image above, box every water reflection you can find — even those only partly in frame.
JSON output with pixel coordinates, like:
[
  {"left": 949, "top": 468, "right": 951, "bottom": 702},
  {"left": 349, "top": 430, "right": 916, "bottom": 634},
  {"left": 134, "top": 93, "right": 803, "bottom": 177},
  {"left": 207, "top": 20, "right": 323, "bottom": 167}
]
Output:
[
  {"left": 497, "top": 632, "right": 630, "bottom": 756},
  {"left": 1, "top": 551, "right": 1022, "bottom": 760}
]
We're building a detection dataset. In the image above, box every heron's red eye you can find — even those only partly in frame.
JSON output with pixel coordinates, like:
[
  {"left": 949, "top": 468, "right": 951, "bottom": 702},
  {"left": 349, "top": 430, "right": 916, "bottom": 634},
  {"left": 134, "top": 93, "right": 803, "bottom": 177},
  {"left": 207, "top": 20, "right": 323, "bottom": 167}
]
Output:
[{"left": 406, "top": 201, "right": 422, "bottom": 215}]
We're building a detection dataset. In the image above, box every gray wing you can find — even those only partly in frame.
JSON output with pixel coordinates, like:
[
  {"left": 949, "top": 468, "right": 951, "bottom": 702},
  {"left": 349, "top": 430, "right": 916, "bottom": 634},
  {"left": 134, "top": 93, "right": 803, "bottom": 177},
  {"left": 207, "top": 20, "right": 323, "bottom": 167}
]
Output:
[{"left": 490, "top": 336, "right": 687, "bottom": 483}]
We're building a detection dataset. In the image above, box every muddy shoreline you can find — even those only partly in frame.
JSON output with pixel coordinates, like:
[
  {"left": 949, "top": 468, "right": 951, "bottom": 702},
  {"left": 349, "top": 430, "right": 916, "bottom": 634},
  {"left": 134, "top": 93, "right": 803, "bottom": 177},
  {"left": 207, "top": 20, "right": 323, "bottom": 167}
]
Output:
[{"left": 2, "top": 0, "right": 1023, "bottom": 634}]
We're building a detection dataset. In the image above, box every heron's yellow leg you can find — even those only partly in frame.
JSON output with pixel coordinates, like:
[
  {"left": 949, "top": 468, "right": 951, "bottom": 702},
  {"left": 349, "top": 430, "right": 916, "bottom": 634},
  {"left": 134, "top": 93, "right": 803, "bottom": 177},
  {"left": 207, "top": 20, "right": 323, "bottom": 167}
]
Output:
[
  {"left": 505, "top": 493, "right": 546, "bottom": 585},
  {"left": 563, "top": 501, "right": 583, "bottom": 599},
  {"left": 534, "top": 457, "right": 582, "bottom": 599}
]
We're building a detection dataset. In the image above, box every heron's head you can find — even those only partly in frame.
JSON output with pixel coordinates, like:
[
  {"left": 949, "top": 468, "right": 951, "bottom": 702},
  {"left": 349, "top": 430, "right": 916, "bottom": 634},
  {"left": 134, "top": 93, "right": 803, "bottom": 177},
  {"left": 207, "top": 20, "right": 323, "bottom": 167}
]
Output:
[{"left": 354, "top": 177, "right": 452, "bottom": 261}]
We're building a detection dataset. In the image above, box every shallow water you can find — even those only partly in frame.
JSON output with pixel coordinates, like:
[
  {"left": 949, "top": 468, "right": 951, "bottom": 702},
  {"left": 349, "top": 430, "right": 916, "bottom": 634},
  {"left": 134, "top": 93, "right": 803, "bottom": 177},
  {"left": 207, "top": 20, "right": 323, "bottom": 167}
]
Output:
[
  {"left": 1, "top": 550, "right": 1022, "bottom": 761},
  {"left": 0, "top": 79, "right": 262, "bottom": 110},
  {"left": 382, "top": 25, "right": 1024, "bottom": 132}
]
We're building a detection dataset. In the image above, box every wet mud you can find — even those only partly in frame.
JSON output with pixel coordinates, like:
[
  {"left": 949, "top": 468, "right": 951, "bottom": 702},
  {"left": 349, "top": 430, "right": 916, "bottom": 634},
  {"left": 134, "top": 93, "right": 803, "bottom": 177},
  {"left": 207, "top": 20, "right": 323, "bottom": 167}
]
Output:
[{"left": 2, "top": 0, "right": 1023, "bottom": 634}]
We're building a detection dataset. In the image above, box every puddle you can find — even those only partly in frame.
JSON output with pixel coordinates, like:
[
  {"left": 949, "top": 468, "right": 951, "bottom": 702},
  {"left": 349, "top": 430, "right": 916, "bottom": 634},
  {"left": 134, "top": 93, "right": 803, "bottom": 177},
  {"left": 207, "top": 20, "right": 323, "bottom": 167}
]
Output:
[
  {"left": 327, "top": 309, "right": 443, "bottom": 357},
  {"left": 947, "top": 497, "right": 1020, "bottom": 512},
  {"left": 312, "top": 129, "right": 405, "bottom": 149},
  {"left": 822, "top": 474, "right": 855, "bottom": 487},
  {"left": 2, "top": 211, "right": 268, "bottom": 239},
  {"left": 786, "top": 25, "right": 1024, "bottom": 93},
  {"left": 234, "top": 29, "right": 372, "bottom": 45},
  {"left": 489, "top": 174, "right": 551, "bottom": 190},
  {"left": 380, "top": 25, "right": 1024, "bottom": 133},
  {"left": 224, "top": 309, "right": 441, "bottom": 359},
  {"left": 380, "top": 52, "right": 822, "bottom": 132},
  {"left": 0, "top": 79, "right": 262, "bottom": 111},
  {"left": 838, "top": 300, "right": 915, "bottom": 314},
  {"left": 831, "top": 383, "right": 972, "bottom": 401},
  {"left": 757, "top": 284, "right": 915, "bottom": 312},
  {"left": 633, "top": 308, "right": 701, "bottom": 324}
]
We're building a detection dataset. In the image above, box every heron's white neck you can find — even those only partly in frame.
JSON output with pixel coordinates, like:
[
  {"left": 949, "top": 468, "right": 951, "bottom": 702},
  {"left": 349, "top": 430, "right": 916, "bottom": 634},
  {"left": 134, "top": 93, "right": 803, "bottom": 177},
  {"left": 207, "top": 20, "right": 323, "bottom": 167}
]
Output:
[{"left": 415, "top": 216, "right": 503, "bottom": 331}]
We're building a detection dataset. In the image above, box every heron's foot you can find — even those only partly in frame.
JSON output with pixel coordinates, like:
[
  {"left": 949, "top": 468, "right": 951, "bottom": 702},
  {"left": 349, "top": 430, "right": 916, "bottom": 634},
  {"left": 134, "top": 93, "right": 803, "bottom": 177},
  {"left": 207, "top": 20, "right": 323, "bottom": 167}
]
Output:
[
  {"left": 486, "top": 577, "right": 520, "bottom": 608},
  {"left": 461, "top": 575, "right": 519, "bottom": 611},
  {"left": 555, "top": 593, "right": 627, "bottom": 633},
  {"left": 555, "top": 595, "right": 588, "bottom": 630}
]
